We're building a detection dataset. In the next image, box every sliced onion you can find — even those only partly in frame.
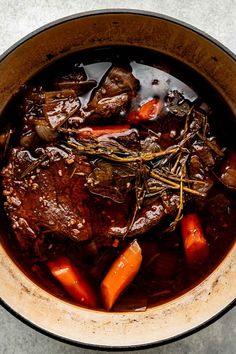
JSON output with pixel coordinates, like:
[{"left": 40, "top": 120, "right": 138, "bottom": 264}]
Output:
[{"left": 35, "top": 125, "right": 58, "bottom": 142}]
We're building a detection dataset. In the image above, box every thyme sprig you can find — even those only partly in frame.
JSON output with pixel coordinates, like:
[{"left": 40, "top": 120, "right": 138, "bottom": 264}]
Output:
[
  {"left": 20, "top": 104, "right": 223, "bottom": 232},
  {"left": 67, "top": 139, "right": 178, "bottom": 163}
]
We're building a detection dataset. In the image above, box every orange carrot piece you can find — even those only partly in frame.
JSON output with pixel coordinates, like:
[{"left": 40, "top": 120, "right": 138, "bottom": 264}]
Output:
[
  {"left": 77, "top": 124, "right": 130, "bottom": 139},
  {"left": 127, "top": 98, "right": 163, "bottom": 124},
  {"left": 101, "top": 240, "right": 142, "bottom": 310},
  {"left": 47, "top": 256, "right": 98, "bottom": 307},
  {"left": 138, "top": 98, "right": 163, "bottom": 120},
  {"left": 181, "top": 214, "right": 209, "bottom": 265}
]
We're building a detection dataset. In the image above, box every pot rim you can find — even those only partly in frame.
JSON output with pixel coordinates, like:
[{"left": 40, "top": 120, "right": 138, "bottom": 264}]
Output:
[
  {"left": 1, "top": 296, "right": 236, "bottom": 351},
  {"left": 0, "top": 9, "right": 235, "bottom": 62},
  {"left": 0, "top": 9, "right": 235, "bottom": 350}
]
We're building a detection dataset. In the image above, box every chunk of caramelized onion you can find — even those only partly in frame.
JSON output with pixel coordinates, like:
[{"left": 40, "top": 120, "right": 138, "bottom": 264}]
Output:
[{"left": 35, "top": 125, "right": 58, "bottom": 142}]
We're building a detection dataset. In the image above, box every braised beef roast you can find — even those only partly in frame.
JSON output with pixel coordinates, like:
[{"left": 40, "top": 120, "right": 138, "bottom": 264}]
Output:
[{"left": 2, "top": 147, "right": 92, "bottom": 247}]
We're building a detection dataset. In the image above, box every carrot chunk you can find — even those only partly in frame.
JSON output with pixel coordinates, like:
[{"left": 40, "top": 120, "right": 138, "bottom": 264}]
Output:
[
  {"left": 139, "top": 98, "right": 163, "bottom": 120},
  {"left": 77, "top": 124, "right": 130, "bottom": 139},
  {"left": 127, "top": 98, "right": 163, "bottom": 124},
  {"left": 181, "top": 214, "right": 209, "bottom": 265},
  {"left": 101, "top": 240, "right": 142, "bottom": 310},
  {"left": 47, "top": 256, "right": 97, "bottom": 307}
]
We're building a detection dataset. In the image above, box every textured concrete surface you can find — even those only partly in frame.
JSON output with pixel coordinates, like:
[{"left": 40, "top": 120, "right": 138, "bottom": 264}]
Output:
[{"left": 0, "top": 0, "right": 235, "bottom": 353}]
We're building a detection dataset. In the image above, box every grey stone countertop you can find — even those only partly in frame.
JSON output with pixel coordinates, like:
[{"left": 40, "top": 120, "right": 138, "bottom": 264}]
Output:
[{"left": 0, "top": 1, "right": 235, "bottom": 353}]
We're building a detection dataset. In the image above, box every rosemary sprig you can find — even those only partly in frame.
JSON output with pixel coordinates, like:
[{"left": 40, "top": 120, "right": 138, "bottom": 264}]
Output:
[
  {"left": 125, "top": 166, "right": 146, "bottom": 236},
  {"left": 149, "top": 170, "right": 205, "bottom": 197},
  {"left": 19, "top": 153, "right": 48, "bottom": 179},
  {"left": 165, "top": 176, "right": 184, "bottom": 232},
  {"left": 67, "top": 140, "right": 178, "bottom": 163},
  {"left": 157, "top": 169, "right": 207, "bottom": 185}
]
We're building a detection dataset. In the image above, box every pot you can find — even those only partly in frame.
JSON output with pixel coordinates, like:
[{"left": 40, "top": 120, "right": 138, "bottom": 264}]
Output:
[{"left": 0, "top": 10, "right": 235, "bottom": 349}]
